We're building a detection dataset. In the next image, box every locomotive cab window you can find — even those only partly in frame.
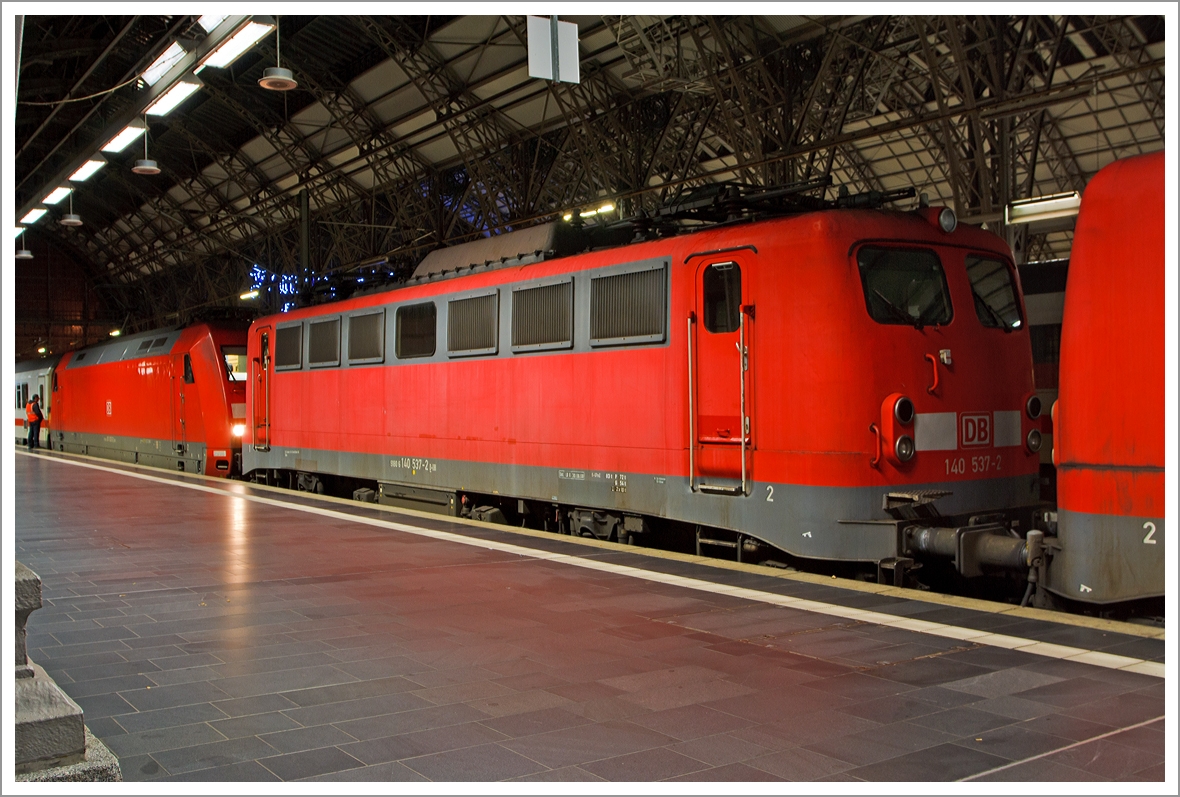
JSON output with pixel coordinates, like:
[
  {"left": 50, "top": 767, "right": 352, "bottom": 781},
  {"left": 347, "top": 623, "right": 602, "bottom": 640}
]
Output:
[
  {"left": 396, "top": 302, "right": 437, "bottom": 359},
  {"left": 222, "top": 347, "right": 247, "bottom": 381},
  {"left": 703, "top": 262, "right": 741, "bottom": 333},
  {"left": 966, "top": 255, "right": 1022, "bottom": 331},
  {"left": 857, "top": 246, "right": 952, "bottom": 328}
]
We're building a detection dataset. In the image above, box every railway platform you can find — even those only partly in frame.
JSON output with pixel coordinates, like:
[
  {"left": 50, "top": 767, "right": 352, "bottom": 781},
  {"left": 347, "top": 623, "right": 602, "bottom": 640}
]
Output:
[{"left": 12, "top": 450, "right": 1168, "bottom": 783}]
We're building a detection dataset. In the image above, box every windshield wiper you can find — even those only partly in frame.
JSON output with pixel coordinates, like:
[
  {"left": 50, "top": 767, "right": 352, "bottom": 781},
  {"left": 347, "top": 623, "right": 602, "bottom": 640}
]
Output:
[
  {"left": 972, "top": 289, "right": 1011, "bottom": 332},
  {"left": 874, "top": 290, "right": 923, "bottom": 329}
]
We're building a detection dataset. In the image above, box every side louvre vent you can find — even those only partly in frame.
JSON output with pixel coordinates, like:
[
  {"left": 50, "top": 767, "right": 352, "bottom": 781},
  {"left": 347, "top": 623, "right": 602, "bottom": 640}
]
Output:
[
  {"left": 448, "top": 292, "right": 498, "bottom": 356},
  {"left": 348, "top": 311, "right": 384, "bottom": 363},
  {"left": 274, "top": 325, "right": 303, "bottom": 369},
  {"left": 512, "top": 280, "right": 572, "bottom": 351},
  {"left": 590, "top": 265, "right": 667, "bottom": 346},
  {"left": 308, "top": 318, "right": 340, "bottom": 366}
]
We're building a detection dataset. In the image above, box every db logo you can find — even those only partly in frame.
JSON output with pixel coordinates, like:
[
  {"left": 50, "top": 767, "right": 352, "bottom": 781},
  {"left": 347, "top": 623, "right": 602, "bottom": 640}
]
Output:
[{"left": 961, "top": 413, "right": 991, "bottom": 447}]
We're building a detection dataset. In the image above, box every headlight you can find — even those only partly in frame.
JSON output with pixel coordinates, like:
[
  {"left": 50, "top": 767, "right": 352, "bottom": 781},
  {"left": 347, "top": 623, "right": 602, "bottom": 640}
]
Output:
[
  {"left": 1026, "top": 428, "right": 1042, "bottom": 452},
  {"left": 894, "top": 396, "right": 914, "bottom": 425},
  {"left": 938, "top": 207, "right": 957, "bottom": 233},
  {"left": 232, "top": 424, "right": 246, "bottom": 437},
  {"left": 1026, "top": 395, "right": 1042, "bottom": 419},
  {"left": 895, "top": 435, "right": 915, "bottom": 462}
]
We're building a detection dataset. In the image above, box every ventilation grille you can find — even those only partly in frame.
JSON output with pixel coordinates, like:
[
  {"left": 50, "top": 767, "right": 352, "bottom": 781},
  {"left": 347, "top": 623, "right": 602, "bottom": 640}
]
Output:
[
  {"left": 590, "top": 266, "right": 666, "bottom": 345},
  {"left": 448, "top": 293, "right": 498, "bottom": 355},
  {"left": 348, "top": 311, "right": 384, "bottom": 362},
  {"left": 308, "top": 318, "right": 340, "bottom": 366},
  {"left": 275, "top": 325, "right": 303, "bottom": 369},
  {"left": 512, "top": 281, "right": 572, "bottom": 350},
  {"left": 397, "top": 302, "right": 436, "bottom": 359}
]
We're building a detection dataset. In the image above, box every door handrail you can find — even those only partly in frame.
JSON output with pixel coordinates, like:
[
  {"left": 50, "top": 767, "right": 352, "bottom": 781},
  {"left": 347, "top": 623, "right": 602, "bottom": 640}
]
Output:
[
  {"left": 739, "top": 309, "right": 748, "bottom": 496},
  {"left": 687, "top": 312, "right": 696, "bottom": 492}
]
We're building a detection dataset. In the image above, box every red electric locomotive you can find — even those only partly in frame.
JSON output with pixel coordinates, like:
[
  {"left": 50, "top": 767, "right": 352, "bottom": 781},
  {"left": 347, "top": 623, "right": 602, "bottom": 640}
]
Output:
[
  {"left": 1051, "top": 152, "right": 1165, "bottom": 604},
  {"left": 244, "top": 201, "right": 1049, "bottom": 586},
  {"left": 51, "top": 321, "right": 249, "bottom": 476}
]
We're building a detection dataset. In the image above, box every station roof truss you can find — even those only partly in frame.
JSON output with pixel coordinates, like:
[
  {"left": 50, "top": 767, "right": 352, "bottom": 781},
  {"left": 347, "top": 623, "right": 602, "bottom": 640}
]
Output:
[{"left": 15, "top": 14, "right": 1165, "bottom": 331}]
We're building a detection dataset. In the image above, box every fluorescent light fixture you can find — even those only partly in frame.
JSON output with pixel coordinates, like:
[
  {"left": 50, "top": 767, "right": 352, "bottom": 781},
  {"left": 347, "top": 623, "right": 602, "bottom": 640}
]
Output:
[
  {"left": 37, "top": 347, "right": 47, "bottom": 354},
  {"left": 42, "top": 185, "right": 73, "bottom": 205},
  {"left": 1005, "top": 191, "right": 1082, "bottom": 225},
  {"left": 239, "top": 289, "right": 259, "bottom": 300},
  {"left": 102, "top": 119, "right": 147, "bottom": 153},
  {"left": 145, "top": 79, "right": 201, "bottom": 116},
  {"left": 69, "top": 156, "right": 107, "bottom": 182},
  {"left": 199, "top": 19, "right": 273, "bottom": 69},
  {"left": 110, "top": 329, "right": 122, "bottom": 337},
  {"left": 562, "top": 213, "right": 572, "bottom": 221},
  {"left": 198, "top": 14, "right": 230, "bottom": 33},
  {"left": 142, "top": 41, "right": 186, "bottom": 86},
  {"left": 578, "top": 202, "right": 615, "bottom": 219},
  {"left": 20, "top": 208, "right": 48, "bottom": 224},
  {"left": 15, "top": 226, "right": 25, "bottom": 239},
  {"left": 598, "top": 202, "right": 614, "bottom": 214}
]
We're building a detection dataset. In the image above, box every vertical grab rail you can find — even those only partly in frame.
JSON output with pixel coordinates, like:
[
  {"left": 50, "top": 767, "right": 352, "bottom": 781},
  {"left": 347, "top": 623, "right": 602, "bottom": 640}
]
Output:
[
  {"left": 739, "top": 309, "right": 748, "bottom": 496},
  {"left": 687, "top": 313, "right": 696, "bottom": 492}
]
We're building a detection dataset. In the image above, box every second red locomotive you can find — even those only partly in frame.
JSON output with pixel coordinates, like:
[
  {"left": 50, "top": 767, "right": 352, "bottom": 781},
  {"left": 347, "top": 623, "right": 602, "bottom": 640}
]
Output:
[{"left": 49, "top": 320, "right": 249, "bottom": 477}]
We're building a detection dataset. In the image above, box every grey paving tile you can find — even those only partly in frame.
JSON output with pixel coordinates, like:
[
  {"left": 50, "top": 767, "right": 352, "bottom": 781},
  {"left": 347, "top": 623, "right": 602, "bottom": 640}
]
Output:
[
  {"left": 258, "top": 746, "right": 365, "bottom": 781},
  {"left": 950, "top": 723, "right": 1073, "bottom": 761},
  {"left": 280, "top": 675, "right": 418, "bottom": 707},
  {"left": 104, "top": 722, "right": 228, "bottom": 758},
  {"left": 1013, "top": 676, "right": 1129, "bottom": 709},
  {"left": 838, "top": 694, "right": 944, "bottom": 724},
  {"left": 746, "top": 746, "right": 854, "bottom": 780},
  {"left": 209, "top": 711, "right": 302, "bottom": 739},
  {"left": 334, "top": 702, "right": 490, "bottom": 742},
  {"left": 71, "top": 692, "right": 136, "bottom": 719},
  {"left": 159, "top": 760, "right": 282, "bottom": 781},
  {"left": 1060, "top": 690, "right": 1165, "bottom": 728},
  {"left": 582, "top": 747, "right": 710, "bottom": 781},
  {"left": 849, "top": 741, "right": 1009, "bottom": 781},
  {"left": 59, "top": 673, "right": 155, "bottom": 698},
  {"left": 115, "top": 753, "right": 167, "bottom": 781},
  {"left": 942, "top": 667, "right": 1063, "bottom": 698},
  {"left": 147, "top": 735, "right": 281, "bottom": 775},
  {"left": 118, "top": 679, "right": 234, "bottom": 712},
  {"left": 969, "top": 695, "right": 1057, "bottom": 721},
  {"left": 501, "top": 720, "right": 676, "bottom": 769},
  {"left": 668, "top": 762, "right": 786, "bottom": 781},
  {"left": 212, "top": 664, "right": 360, "bottom": 699},
  {"left": 908, "top": 707, "right": 1016, "bottom": 737},
  {"left": 479, "top": 707, "right": 591, "bottom": 739},
  {"left": 340, "top": 721, "right": 507, "bottom": 765},
  {"left": 1044, "top": 737, "right": 1165, "bottom": 779},
  {"left": 972, "top": 759, "right": 1110, "bottom": 782},
  {"left": 404, "top": 742, "right": 547, "bottom": 781},
  {"left": 282, "top": 690, "right": 434, "bottom": 727},
  {"left": 510, "top": 766, "right": 606, "bottom": 782},
  {"left": 300, "top": 761, "right": 429, "bottom": 781},
  {"left": 115, "top": 702, "right": 229, "bottom": 734},
  {"left": 260, "top": 724, "right": 360, "bottom": 754}
]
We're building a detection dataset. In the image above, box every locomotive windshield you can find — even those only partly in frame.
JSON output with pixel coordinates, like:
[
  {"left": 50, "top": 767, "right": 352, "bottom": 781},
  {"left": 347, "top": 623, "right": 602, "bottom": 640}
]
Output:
[
  {"left": 222, "top": 346, "right": 247, "bottom": 381},
  {"left": 857, "top": 246, "right": 952, "bottom": 328},
  {"left": 965, "top": 255, "right": 1022, "bottom": 331}
]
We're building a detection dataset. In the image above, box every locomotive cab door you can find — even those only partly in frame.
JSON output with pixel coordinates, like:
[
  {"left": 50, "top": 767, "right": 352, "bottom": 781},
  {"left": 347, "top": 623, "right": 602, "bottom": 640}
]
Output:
[
  {"left": 171, "top": 352, "right": 196, "bottom": 457},
  {"left": 252, "top": 326, "right": 272, "bottom": 451},
  {"left": 690, "top": 258, "right": 753, "bottom": 494}
]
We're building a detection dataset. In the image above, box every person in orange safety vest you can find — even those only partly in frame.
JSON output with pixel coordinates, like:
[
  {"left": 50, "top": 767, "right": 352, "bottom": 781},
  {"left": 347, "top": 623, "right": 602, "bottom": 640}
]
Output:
[{"left": 25, "top": 395, "right": 44, "bottom": 451}]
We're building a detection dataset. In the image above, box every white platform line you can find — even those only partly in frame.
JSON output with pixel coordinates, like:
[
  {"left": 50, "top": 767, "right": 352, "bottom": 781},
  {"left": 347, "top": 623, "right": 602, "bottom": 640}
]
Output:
[
  {"left": 22, "top": 453, "right": 1166, "bottom": 679},
  {"left": 958, "top": 715, "right": 1166, "bottom": 781}
]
